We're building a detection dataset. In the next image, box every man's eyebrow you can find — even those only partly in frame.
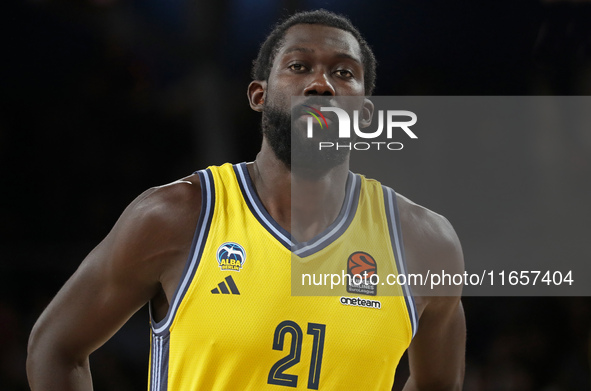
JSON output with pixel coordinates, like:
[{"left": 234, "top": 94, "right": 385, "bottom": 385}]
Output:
[
  {"left": 282, "top": 47, "right": 362, "bottom": 64},
  {"left": 283, "top": 47, "right": 314, "bottom": 55},
  {"left": 334, "top": 52, "right": 362, "bottom": 64}
]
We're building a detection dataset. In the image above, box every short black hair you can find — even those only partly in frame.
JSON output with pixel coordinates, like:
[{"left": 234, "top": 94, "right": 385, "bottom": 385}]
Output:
[{"left": 252, "top": 9, "right": 377, "bottom": 95}]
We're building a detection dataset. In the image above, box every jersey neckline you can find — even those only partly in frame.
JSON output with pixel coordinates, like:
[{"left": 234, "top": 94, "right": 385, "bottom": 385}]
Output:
[{"left": 233, "top": 162, "right": 361, "bottom": 258}]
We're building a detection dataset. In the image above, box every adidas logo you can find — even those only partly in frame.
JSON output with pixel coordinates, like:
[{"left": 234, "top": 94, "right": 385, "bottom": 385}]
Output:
[{"left": 211, "top": 275, "right": 240, "bottom": 295}]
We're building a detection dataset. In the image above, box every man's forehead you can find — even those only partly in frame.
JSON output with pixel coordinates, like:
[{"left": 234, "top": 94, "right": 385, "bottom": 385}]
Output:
[{"left": 277, "top": 24, "right": 362, "bottom": 61}]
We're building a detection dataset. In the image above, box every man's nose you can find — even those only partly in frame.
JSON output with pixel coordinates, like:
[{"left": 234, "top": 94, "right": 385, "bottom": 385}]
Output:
[{"left": 304, "top": 71, "right": 335, "bottom": 96}]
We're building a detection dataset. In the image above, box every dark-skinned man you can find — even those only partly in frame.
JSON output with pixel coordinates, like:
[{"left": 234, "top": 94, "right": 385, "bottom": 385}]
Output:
[{"left": 27, "top": 9, "right": 465, "bottom": 391}]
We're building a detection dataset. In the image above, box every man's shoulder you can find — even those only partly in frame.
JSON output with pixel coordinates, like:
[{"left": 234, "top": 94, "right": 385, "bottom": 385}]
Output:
[
  {"left": 134, "top": 173, "right": 202, "bottom": 216},
  {"left": 115, "top": 172, "right": 203, "bottom": 239},
  {"left": 128, "top": 162, "right": 242, "bottom": 225},
  {"left": 359, "top": 177, "right": 460, "bottom": 252},
  {"left": 395, "top": 192, "right": 463, "bottom": 279},
  {"left": 395, "top": 193, "right": 457, "bottom": 245}
]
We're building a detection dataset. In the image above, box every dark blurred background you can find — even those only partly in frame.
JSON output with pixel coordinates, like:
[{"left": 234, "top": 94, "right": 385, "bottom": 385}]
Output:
[{"left": 2, "top": 0, "right": 591, "bottom": 390}]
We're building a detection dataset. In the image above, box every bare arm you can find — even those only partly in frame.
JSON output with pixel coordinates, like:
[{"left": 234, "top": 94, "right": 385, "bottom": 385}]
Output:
[
  {"left": 399, "top": 197, "right": 466, "bottom": 391},
  {"left": 403, "top": 297, "right": 466, "bottom": 391},
  {"left": 26, "top": 179, "right": 200, "bottom": 390}
]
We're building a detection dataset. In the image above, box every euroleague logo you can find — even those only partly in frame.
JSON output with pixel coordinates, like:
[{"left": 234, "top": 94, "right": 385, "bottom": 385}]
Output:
[
  {"left": 216, "top": 242, "right": 246, "bottom": 272},
  {"left": 346, "top": 251, "right": 378, "bottom": 296}
]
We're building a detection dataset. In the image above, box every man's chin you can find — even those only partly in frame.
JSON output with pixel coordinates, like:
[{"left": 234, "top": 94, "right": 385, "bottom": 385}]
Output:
[{"left": 261, "top": 104, "right": 349, "bottom": 177}]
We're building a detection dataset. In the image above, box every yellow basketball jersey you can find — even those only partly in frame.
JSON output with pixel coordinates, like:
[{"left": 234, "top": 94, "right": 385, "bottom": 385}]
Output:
[{"left": 148, "top": 162, "right": 418, "bottom": 391}]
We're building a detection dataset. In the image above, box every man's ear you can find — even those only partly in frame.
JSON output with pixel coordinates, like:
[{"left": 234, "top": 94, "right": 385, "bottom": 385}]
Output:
[
  {"left": 248, "top": 80, "right": 267, "bottom": 112},
  {"left": 359, "top": 98, "right": 374, "bottom": 128}
]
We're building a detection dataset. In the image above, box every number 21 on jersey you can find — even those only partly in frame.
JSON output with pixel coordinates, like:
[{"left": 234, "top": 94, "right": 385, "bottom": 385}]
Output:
[{"left": 267, "top": 321, "right": 326, "bottom": 389}]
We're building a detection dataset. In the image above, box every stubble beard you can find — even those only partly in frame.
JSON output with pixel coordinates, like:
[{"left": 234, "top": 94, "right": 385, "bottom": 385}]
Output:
[{"left": 261, "top": 102, "right": 350, "bottom": 179}]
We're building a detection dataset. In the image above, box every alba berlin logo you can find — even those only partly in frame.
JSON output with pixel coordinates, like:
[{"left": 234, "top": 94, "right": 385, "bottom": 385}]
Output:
[{"left": 303, "top": 104, "right": 418, "bottom": 151}]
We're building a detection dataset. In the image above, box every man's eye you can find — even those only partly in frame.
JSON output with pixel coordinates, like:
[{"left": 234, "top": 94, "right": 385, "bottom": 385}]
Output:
[
  {"left": 336, "top": 69, "right": 353, "bottom": 78},
  {"left": 288, "top": 64, "right": 306, "bottom": 71}
]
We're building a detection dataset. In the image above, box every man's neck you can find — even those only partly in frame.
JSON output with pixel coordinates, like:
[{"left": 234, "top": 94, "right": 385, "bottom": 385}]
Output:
[{"left": 248, "top": 141, "right": 350, "bottom": 243}]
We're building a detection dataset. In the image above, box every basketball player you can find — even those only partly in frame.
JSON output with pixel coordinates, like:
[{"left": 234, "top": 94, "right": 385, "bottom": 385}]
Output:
[{"left": 27, "top": 10, "right": 465, "bottom": 390}]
